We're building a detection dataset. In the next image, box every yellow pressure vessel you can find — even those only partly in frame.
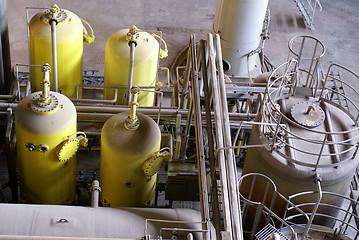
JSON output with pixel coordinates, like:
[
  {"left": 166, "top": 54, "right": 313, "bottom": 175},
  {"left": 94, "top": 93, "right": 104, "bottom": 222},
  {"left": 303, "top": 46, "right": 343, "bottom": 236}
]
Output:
[
  {"left": 104, "top": 27, "right": 160, "bottom": 106},
  {"left": 29, "top": 5, "right": 94, "bottom": 98},
  {"left": 100, "top": 110, "right": 161, "bottom": 207},
  {"left": 15, "top": 87, "right": 77, "bottom": 204}
]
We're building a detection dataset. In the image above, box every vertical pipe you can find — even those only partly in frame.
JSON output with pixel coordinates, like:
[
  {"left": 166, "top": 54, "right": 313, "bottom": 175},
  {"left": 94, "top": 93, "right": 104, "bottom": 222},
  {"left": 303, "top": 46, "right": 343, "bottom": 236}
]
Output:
[
  {"left": 207, "top": 33, "right": 233, "bottom": 236},
  {"left": 302, "top": 179, "right": 322, "bottom": 239},
  {"left": 215, "top": 34, "right": 243, "bottom": 240},
  {"left": 0, "top": 0, "right": 12, "bottom": 93},
  {"left": 200, "top": 39, "right": 221, "bottom": 239},
  {"left": 127, "top": 42, "right": 136, "bottom": 105},
  {"left": 0, "top": 34, "right": 4, "bottom": 93},
  {"left": 90, "top": 180, "right": 100, "bottom": 208},
  {"left": 181, "top": 49, "right": 191, "bottom": 109},
  {"left": 190, "top": 35, "right": 210, "bottom": 240},
  {"left": 180, "top": 95, "right": 193, "bottom": 160},
  {"left": 50, "top": 20, "right": 58, "bottom": 92}
]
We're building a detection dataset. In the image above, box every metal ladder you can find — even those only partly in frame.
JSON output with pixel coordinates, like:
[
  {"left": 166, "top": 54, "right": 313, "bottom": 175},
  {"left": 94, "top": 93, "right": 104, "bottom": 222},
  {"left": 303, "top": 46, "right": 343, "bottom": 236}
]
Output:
[{"left": 294, "top": 0, "right": 322, "bottom": 30}]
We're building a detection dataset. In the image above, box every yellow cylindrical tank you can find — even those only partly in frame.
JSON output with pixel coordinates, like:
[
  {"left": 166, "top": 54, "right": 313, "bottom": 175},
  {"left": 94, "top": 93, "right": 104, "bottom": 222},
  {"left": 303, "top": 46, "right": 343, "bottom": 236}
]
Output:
[
  {"left": 29, "top": 5, "right": 93, "bottom": 98},
  {"left": 15, "top": 90, "right": 77, "bottom": 204},
  {"left": 100, "top": 111, "right": 161, "bottom": 207},
  {"left": 104, "top": 27, "right": 159, "bottom": 106}
]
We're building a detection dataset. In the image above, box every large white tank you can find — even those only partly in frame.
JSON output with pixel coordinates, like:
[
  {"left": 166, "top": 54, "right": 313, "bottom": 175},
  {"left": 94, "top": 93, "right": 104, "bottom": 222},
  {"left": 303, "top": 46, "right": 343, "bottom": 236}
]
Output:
[
  {"left": 213, "top": 0, "right": 269, "bottom": 76},
  {"left": 241, "top": 62, "right": 359, "bottom": 225},
  {"left": 0, "top": 204, "right": 216, "bottom": 239}
]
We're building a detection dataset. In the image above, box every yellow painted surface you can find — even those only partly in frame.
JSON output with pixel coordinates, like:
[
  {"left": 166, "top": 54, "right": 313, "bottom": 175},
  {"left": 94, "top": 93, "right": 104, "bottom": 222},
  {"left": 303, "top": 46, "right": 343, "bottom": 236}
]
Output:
[
  {"left": 15, "top": 91, "right": 77, "bottom": 204},
  {"left": 100, "top": 112, "right": 161, "bottom": 207},
  {"left": 104, "top": 29, "right": 159, "bottom": 106},
  {"left": 29, "top": 8, "right": 84, "bottom": 98}
]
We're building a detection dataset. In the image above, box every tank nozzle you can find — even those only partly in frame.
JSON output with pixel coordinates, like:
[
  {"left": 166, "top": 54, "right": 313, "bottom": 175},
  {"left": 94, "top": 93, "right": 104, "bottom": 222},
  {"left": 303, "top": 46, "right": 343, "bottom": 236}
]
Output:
[
  {"left": 126, "top": 25, "right": 139, "bottom": 46},
  {"left": 124, "top": 87, "right": 140, "bottom": 130},
  {"left": 40, "top": 63, "right": 51, "bottom": 102},
  {"left": 49, "top": 4, "right": 60, "bottom": 20}
]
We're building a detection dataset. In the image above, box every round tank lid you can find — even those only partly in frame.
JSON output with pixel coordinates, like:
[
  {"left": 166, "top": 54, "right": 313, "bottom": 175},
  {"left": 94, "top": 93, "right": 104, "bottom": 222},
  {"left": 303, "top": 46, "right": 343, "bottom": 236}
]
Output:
[
  {"left": 31, "top": 93, "right": 59, "bottom": 115},
  {"left": 143, "top": 149, "right": 171, "bottom": 178},
  {"left": 290, "top": 101, "right": 325, "bottom": 127},
  {"left": 58, "top": 138, "right": 79, "bottom": 162},
  {"left": 143, "top": 154, "right": 164, "bottom": 178}
]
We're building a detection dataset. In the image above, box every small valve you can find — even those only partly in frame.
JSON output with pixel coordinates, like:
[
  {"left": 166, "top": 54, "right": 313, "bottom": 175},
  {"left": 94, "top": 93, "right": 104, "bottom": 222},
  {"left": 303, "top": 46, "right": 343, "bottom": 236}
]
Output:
[{"left": 26, "top": 143, "right": 36, "bottom": 152}]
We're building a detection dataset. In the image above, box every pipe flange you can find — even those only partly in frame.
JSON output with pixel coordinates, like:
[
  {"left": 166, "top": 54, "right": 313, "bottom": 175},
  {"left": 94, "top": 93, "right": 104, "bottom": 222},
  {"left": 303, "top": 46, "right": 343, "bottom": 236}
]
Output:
[
  {"left": 124, "top": 116, "right": 140, "bottom": 130},
  {"left": 43, "top": 8, "right": 67, "bottom": 24},
  {"left": 31, "top": 93, "right": 59, "bottom": 115}
]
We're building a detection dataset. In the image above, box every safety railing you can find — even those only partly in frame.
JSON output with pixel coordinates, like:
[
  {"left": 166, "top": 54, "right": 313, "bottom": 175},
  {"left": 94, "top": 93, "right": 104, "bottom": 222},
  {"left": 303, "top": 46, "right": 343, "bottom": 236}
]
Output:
[
  {"left": 260, "top": 59, "right": 359, "bottom": 170},
  {"left": 238, "top": 173, "right": 309, "bottom": 240},
  {"left": 239, "top": 173, "right": 359, "bottom": 240}
]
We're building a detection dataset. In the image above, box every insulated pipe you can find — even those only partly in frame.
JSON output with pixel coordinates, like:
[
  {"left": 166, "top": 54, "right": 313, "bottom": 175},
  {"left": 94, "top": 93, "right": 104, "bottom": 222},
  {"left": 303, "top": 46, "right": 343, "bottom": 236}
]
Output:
[
  {"left": 215, "top": 34, "right": 243, "bottom": 240},
  {"left": 127, "top": 42, "right": 136, "bottom": 105},
  {"left": 207, "top": 33, "right": 233, "bottom": 236},
  {"left": 50, "top": 20, "right": 58, "bottom": 92},
  {"left": 200, "top": 39, "right": 221, "bottom": 239},
  {"left": 213, "top": 0, "right": 269, "bottom": 76},
  {"left": 90, "top": 180, "right": 100, "bottom": 208},
  {"left": 190, "top": 35, "right": 210, "bottom": 240}
]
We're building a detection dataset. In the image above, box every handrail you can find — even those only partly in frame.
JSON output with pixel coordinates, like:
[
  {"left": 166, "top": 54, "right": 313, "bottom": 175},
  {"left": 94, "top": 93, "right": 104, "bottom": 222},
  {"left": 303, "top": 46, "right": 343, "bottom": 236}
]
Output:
[{"left": 260, "top": 59, "right": 359, "bottom": 170}]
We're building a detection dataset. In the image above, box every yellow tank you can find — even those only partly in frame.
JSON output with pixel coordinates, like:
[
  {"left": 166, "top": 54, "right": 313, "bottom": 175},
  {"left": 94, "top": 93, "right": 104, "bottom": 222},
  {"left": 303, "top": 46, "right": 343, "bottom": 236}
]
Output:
[
  {"left": 100, "top": 89, "right": 162, "bottom": 207},
  {"left": 104, "top": 27, "right": 160, "bottom": 106},
  {"left": 29, "top": 5, "right": 94, "bottom": 98},
  {"left": 15, "top": 76, "right": 78, "bottom": 204}
]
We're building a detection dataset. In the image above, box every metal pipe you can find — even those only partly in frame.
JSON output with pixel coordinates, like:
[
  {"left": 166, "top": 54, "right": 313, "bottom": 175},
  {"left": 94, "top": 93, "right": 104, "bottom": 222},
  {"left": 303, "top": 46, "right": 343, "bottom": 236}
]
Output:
[
  {"left": 0, "top": 102, "right": 257, "bottom": 121},
  {"left": 302, "top": 177, "right": 322, "bottom": 239},
  {"left": 200, "top": 39, "right": 221, "bottom": 239},
  {"left": 75, "top": 105, "right": 257, "bottom": 118},
  {"left": 0, "top": 236, "right": 124, "bottom": 240},
  {"left": 215, "top": 34, "right": 243, "bottom": 240},
  {"left": 190, "top": 35, "right": 210, "bottom": 240},
  {"left": 50, "top": 20, "right": 58, "bottom": 92},
  {"left": 180, "top": 91, "right": 193, "bottom": 160},
  {"left": 321, "top": 101, "right": 340, "bottom": 163},
  {"left": 180, "top": 48, "right": 191, "bottom": 109},
  {"left": 207, "top": 33, "right": 233, "bottom": 236},
  {"left": 90, "top": 180, "right": 100, "bottom": 208},
  {"left": 70, "top": 89, "right": 118, "bottom": 104},
  {"left": 127, "top": 42, "right": 136, "bottom": 104},
  {"left": 5, "top": 108, "right": 17, "bottom": 202}
]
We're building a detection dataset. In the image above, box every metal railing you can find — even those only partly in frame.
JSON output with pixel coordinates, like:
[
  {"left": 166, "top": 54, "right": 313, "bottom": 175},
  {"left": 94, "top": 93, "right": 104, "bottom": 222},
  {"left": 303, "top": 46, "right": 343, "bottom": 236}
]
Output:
[
  {"left": 239, "top": 173, "right": 359, "bottom": 240},
  {"left": 260, "top": 59, "right": 359, "bottom": 170}
]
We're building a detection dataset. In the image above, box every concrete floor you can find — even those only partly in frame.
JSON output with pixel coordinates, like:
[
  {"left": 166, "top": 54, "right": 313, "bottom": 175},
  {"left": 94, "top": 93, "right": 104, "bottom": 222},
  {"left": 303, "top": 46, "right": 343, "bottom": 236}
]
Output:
[{"left": 7, "top": 0, "right": 359, "bottom": 77}]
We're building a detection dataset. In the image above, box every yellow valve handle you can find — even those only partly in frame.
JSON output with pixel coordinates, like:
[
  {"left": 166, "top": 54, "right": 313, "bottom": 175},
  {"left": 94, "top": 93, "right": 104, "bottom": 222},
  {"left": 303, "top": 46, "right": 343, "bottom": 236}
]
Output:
[
  {"left": 143, "top": 148, "right": 171, "bottom": 178},
  {"left": 81, "top": 18, "right": 95, "bottom": 44},
  {"left": 151, "top": 33, "right": 168, "bottom": 59}
]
